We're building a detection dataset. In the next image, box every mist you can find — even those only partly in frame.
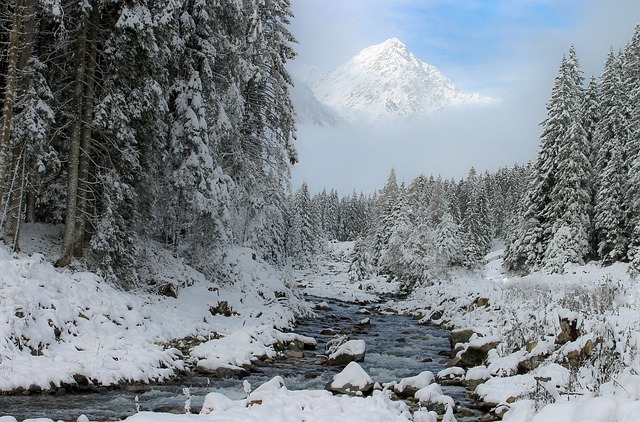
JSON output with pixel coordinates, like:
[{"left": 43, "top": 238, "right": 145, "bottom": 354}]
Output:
[{"left": 292, "top": 94, "right": 542, "bottom": 195}]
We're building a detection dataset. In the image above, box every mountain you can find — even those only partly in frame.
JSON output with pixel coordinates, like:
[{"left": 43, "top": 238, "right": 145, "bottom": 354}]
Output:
[
  {"left": 311, "top": 38, "right": 491, "bottom": 123},
  {"left": 289, "top": 76, "right": 344, "bottom": 127}
]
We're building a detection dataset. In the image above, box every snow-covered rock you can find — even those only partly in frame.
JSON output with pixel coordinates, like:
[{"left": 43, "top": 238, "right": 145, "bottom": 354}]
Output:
[
  {"left": 414, "top": 383, "right": 455, "bottom": 413},
  {"left": 391, "top": 371, "right": 435, "bottom": 397},
  {"left": 326, "top": 361, "right": 374, "bottom": 395},
  {"left": 325, "top": 339, "right": 366, "bottom": 365},
  {"left": 200, "top": 392, "right": 244, "bottom": 414}
]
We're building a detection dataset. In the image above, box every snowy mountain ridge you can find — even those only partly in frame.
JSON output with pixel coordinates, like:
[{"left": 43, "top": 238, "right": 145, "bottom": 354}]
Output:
[{"left": 310, "top": 38, "right": 491, "bottom": 123}]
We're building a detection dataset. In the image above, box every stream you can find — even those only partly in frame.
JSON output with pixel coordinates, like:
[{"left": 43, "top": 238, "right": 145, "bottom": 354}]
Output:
[{"left": 0, "top": 296, "right": 486, "bottom": 421}]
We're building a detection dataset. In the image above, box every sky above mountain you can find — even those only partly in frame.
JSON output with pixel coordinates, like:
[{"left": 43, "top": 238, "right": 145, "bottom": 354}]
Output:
[{"left": 288, "top": 0, "right": 640, "bottom": 195}]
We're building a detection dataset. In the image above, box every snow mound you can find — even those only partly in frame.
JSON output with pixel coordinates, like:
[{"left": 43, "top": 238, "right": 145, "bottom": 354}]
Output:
[{"left": 330, "top": 361, "right": 374, "bottom": 391}]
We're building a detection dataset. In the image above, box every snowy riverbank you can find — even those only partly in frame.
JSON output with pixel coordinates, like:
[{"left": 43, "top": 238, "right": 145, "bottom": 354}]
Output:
[
  {"left": 299, "top": 241, "right": 640, "bottom": 421},
  {"left": 391, "top": 245, "right": 640, "bottom": 421},
  {"left": 0, "top": 229, "right": 312, "bottom": 394}
]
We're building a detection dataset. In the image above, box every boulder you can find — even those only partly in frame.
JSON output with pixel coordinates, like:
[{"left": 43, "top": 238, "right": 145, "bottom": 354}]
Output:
[
  {"left": 325, "top": 339, "right": 366, "bottom": 366},
  {"left": 449, "top": 329, "right": 475, "bottom": 348},
  {"left": 473, "top": 297, "right": 489, "bottom": 308},
  {"left": 393, "top": 371, "right": 435, "bottom": 398},
  {"left": 414, "top": 383, "right": 454, "bottom": 414},
  {"left": 449, "top": 340, "right": 500, "bottom": 368},
  {"left": 315, "top": 301, "right": 332, "bottom": 311},
  {"left": 195, "top": 361, "right": 250, "bottom": 378},
  {"left": 326, "top": 361, "right": 373, "bottom": 395}
]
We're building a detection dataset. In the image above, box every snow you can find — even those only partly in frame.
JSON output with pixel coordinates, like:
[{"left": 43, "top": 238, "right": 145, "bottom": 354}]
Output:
[
  {"left": 312, "top": 38, "right": 492, "bottom": 123},
  {"left": 414, "top": 383, "right": 454, "bottom": 407},
  {"left": 122, "top": 377, "right": 412, "bottom": 422},
  {"left": 327, "top": 339, "right": 366, "bottom": 361},
  {"left": 465, "top": 365, "right": 491, "bottom": 381},
  {"left": 390, "top": 243, "right": 640, "bottom": 421},
  {"left": 330, "top": 362, "right": 373, "bottom": 390},
  {"left": 393, "top": 371, "right": 435, "bottom": 393},
  {"left": 0, "top": 234, "right": 310, "bottom": 393},
  {"left": 8, "top": 237, "right": 640, "bottom": 421}
]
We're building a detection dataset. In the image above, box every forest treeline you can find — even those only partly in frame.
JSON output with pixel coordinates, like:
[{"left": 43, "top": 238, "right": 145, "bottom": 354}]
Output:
[
  {"left": 287, "top": 25, "right": 640, "bottom": 287},
  {"left": 3, "top": 1, "right": 640, "bottom": 291},
  {"left": 0, "top": 0, "right": 297, "bottom": 287}
]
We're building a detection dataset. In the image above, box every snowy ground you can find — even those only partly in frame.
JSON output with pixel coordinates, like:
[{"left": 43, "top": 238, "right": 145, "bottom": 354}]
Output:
[
  {"left": 298, "top": 241, "right": 640, "bottom": 421},
  {"left": 391, "top": 245, "right": 640, "bottom": 422},
  {"left": 5, "top": 236, "right": 640, "bottom": 421},
  {"left": 1, "top": 223, "right": 319, "bottom": 400},
  {"left": 0, "top": 233, "right": 440, "bottom": 422},
  {"left": 296, "top": 241, "right": 401, "bottom": 303}
]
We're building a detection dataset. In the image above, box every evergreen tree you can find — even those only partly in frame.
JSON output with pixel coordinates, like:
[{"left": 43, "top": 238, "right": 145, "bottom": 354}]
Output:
[
  {"left": 461, "top": 168, "right": 491, "bottom": 267},
  {"left": 593, "top": 50, "right": 627, "bottom": 263},
  {"left": 505, "top": 48, "right": 590, "bottom": 274},
  {"left": 372, "top": 168, "right": 398, "bottom": 266},
  {"left": 286, "top": 182, "right": 319, "bottom": 262}
]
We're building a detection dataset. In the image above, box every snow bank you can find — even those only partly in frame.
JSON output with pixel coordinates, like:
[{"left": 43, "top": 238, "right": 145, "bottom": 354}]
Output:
[
  {"left": 297, "top": 241, "right": 399, "bottom": 302},
  {"left": 0, "top": 241, "right": 310, "bottom": 392},
  {"left": 392, "top": 245, "right": 640, "bottom": 420},
  {"left": 123, "top": 376, "right": 412, "bottom": 422}
]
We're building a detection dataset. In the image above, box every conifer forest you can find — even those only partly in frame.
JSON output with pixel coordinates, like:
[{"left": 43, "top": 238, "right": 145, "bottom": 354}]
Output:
[{"left": 3, "top": 2, "right": 640, "bottom": 420}]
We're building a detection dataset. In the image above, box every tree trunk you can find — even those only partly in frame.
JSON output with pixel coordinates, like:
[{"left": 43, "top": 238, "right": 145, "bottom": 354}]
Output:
[
  {"left": 57, "top": 10, "right": 89, "bottom": 267},
  {"left": 0, "top": 0, "right": 27, "bottom": 203},
  {"left": 74, "top": 0, "right": 100, "bottom": 258},
  {"left": 1, "top": 0, "right": 37, "bottom": 250}
]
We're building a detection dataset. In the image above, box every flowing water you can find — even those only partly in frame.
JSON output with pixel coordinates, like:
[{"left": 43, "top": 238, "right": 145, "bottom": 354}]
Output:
[{"left": 0, "top": 296, "right": 485, "bottom": 421}]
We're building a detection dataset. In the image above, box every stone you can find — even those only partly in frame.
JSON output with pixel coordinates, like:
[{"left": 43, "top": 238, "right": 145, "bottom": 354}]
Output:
[
  {"left": 451, "top": 341, "right": 500, "bottom": 368},
  {"left": 325, "top": 362, "right": 374, "bottom": 396},
  {"left": 28, "top": 384, "right": 42, "bottom": 394},
  {"left": 325, "top": 339, "right": 366, "bottom": 366},
  {"left": 450, "top": 329, "right": 475, "bottom": 348},
  {"left": 429, "top": 310, "right": 444, "bottom": 321},
  {"left": 195, "top": 362, "right": 250, "bottom": 379},
  {"left": 315, "top": 302, "right": 332, "bottom": 311},
  {"left": 285, "top": 350, "right": 304, "bottom": 359},
  {"left": 73, "top": 374, "right": 90, "bottom": 387},
  {"left": 473, "top": 297, "right": 489, "bottom": 308}
]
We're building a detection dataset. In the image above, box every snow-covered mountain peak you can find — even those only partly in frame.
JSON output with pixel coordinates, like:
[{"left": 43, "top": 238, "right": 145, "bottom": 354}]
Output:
[
  {"left": 355, "top": 38, "right": 413, "bottom": 63},
  {"left": 312, "top": 38, "right": 491, "bottom": 123}
]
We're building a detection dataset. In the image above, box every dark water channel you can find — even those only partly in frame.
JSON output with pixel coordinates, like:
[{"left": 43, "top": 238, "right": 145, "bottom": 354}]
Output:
[{"left": 1, "top": 297, "right": 484, "bottom": 421}]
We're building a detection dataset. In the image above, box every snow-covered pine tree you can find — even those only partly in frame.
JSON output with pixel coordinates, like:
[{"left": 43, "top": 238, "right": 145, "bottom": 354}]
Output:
[
  {"left": 622, "top": 26, "right": 640, "bottom": 273},
  {"left": 427, "top": 175, "right": 448, "bottom": 227},
  {"left": 230, "top": 0, "right": 297, "bottom": 264},
  {"left": 505, "top": 48, "right": 589, "bottom": 274},
  {"left": 372, "top": 168, "right": 398, "bottom": 266},
  {"left": 325, "top": 189, "right": 341, "bottom": 240},
  {"left": 435, "top": 211, "right": 463, "bottom": 269},
  {"left": 378, "top": 185, "right": 416, "bottom": 283},
  {"left": 593, "top": 50, "right": 628, "bottom": 264},
  {"left": 543, "top": 48, "right": 592, "bottom": 272},
  {"left": 349, "top": 235, "right": 373, "bottom": 282},
  {"left": 461, "top": 168, "right": 491, "bottom": 267},
  {"left": 407, "top": 174, "right": 433, "bottom": 225},
  {"left": 286, "top": 182, "right": 320, "bottom": 262}
]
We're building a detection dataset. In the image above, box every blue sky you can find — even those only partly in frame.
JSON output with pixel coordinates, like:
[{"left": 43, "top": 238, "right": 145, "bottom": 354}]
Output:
[{"left": 288, "top": 0, "right": 640, "bottom": 194}]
